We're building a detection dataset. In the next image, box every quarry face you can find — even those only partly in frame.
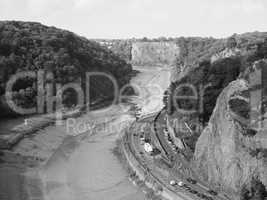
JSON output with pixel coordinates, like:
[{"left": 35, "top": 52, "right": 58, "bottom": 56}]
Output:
[{"left": 131, "top": 42, "right": 180, "bottom": 66}]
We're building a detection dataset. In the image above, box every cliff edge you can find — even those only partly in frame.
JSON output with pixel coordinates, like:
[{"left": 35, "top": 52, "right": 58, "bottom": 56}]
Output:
[{"left": 193, "top": 67, "right": 267, "bottom": 199}]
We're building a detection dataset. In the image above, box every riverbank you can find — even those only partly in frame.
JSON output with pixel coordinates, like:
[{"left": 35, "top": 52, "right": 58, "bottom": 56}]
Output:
[
  {"left": 112, "top": 137, "right": 163, "bottom": 200},
  {"left": 120, "top": 124, "right": 184, "bottom": 200},
  {"left": 0, "top": 109, "right": 82, "bottom": 150},
  {"left": 0, "top": 97, "right": 114, "bottom": 150},
  {"left": 0, "top": 65, "right": 172, "bottom": 200}
]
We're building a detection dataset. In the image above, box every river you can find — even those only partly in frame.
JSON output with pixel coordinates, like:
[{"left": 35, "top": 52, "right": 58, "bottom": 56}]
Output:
[{"left": 1, "top": 66, "right": 171, "bottom": 200}]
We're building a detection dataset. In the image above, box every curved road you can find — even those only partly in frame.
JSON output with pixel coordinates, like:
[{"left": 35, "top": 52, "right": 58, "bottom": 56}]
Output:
[{"left": 152, "top": 109, "right": 231, "bottom": 200}]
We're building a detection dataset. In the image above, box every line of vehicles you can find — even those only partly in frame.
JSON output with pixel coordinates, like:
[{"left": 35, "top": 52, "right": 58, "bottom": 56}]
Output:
[
  {"left": 136, "top": 110, "right": 221, "bottom": 200},
  {"left": 134, "top": 104, "right": 142, "bottom": 120},
  {"left": 160, "top": 114, "right": 219, "bottom": 200},
  {"left": 163, "top": 127, "right": 181, "bottom": 153},
  {"left": 169, "top": 179, "right": 218, "bottom": 200}
]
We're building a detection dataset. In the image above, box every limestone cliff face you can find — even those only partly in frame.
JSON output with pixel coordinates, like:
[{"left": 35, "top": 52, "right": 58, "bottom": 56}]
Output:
[
  {"left": 193, "top": 78, "right": 267, "bottom": 198},
  {"left": 131, "top": 42, "right": 179, "bottom": 66}
]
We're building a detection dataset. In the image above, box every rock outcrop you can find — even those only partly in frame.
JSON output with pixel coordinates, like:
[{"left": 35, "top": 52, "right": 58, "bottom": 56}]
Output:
[
  {"left": 193, "top": 63, "right": 267, "bottom": 199},
  {"left": 211, "top": 37, "right": 241, "bottom": 63},
  {"left": 211, "top": 47, "right": 241, "bottom": 63}
]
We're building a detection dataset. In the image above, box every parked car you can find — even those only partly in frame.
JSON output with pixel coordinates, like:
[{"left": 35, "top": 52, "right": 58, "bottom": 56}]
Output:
[
  {"left": 144, "top": 143, "right": 153, "bottom": 154},
  {"left": 170, "top": 180, "right": 177, "bottom": 186},
  {"left": 187, "top": 178, "right": 197, "bottom": 184},
  {"left": 177, "top": 181, "right": 184, "bottom": 187}
]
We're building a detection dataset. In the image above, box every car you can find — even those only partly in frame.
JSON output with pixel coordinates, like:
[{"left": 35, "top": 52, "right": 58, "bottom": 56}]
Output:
[
  {"left": 187, "top": 178, "right": 197, "bottom": 184},
  {"left": 208, "top": 190, "right": 218, "bottom": 196},
  {"left": 177, "top": 181, "right": 184, "bottom": 187},
  {"left": 183, "top": 184, "right": 190, "bottom": 190},
  {"left": 170, "top": 180, "right": 177, "bottom": 186},
  {"left": 144, "top": 143, "right": 153, "bottom": 153}
]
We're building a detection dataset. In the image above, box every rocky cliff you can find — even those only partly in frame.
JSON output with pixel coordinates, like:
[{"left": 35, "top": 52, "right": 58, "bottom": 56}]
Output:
[
  {"left": 193, "top": 61, "right": 267, "bottom": 199},
  {"left": 131, "top": 42, "right": 179, "bottom": 66},
  {"left": 211, "top": 47, "right": 241, "bottom": 63}
]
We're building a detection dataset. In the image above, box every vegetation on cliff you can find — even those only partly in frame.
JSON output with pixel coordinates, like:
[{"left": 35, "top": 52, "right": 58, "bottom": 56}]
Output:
[
  {"left": 165, "top": 37, "right": 267, "bottom": 123},
  {"left": 164, "top": 36, "right": 267, "bottom": 199}
]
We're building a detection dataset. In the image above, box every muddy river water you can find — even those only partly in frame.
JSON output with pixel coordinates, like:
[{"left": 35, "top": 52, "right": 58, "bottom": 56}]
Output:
[{"left": 1, "top": 66, "right": 171, "bottom": 200}]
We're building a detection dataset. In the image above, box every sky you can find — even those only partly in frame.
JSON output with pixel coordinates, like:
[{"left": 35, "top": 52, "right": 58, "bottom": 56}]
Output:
[{"left": 0, "top": 0, "right": 267, "bottom": 39}]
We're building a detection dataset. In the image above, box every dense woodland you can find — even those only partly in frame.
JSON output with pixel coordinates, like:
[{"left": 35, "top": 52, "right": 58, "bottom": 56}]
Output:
[
  {"left": 164, "top": 36, "right": 267, "bottom": 123},
  {"left": 0, "top": 21, "right": 133, "bottom": 116}
]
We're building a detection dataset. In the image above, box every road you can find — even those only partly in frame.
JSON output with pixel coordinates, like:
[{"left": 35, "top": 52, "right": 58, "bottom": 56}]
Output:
[
  {"left": 126, "top": 119, "right": 193, "bottom": 200},
  {"left": 121, "top": 108, "right": 232, "bottom": 200},
  {"left": 152, "top": 109, "right": 232, "bottom": 200}
]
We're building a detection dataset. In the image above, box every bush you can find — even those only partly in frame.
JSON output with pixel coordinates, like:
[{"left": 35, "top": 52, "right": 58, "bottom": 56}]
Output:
[{"left": 241, "top": 178, "right": 267, "bottom": 200}]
